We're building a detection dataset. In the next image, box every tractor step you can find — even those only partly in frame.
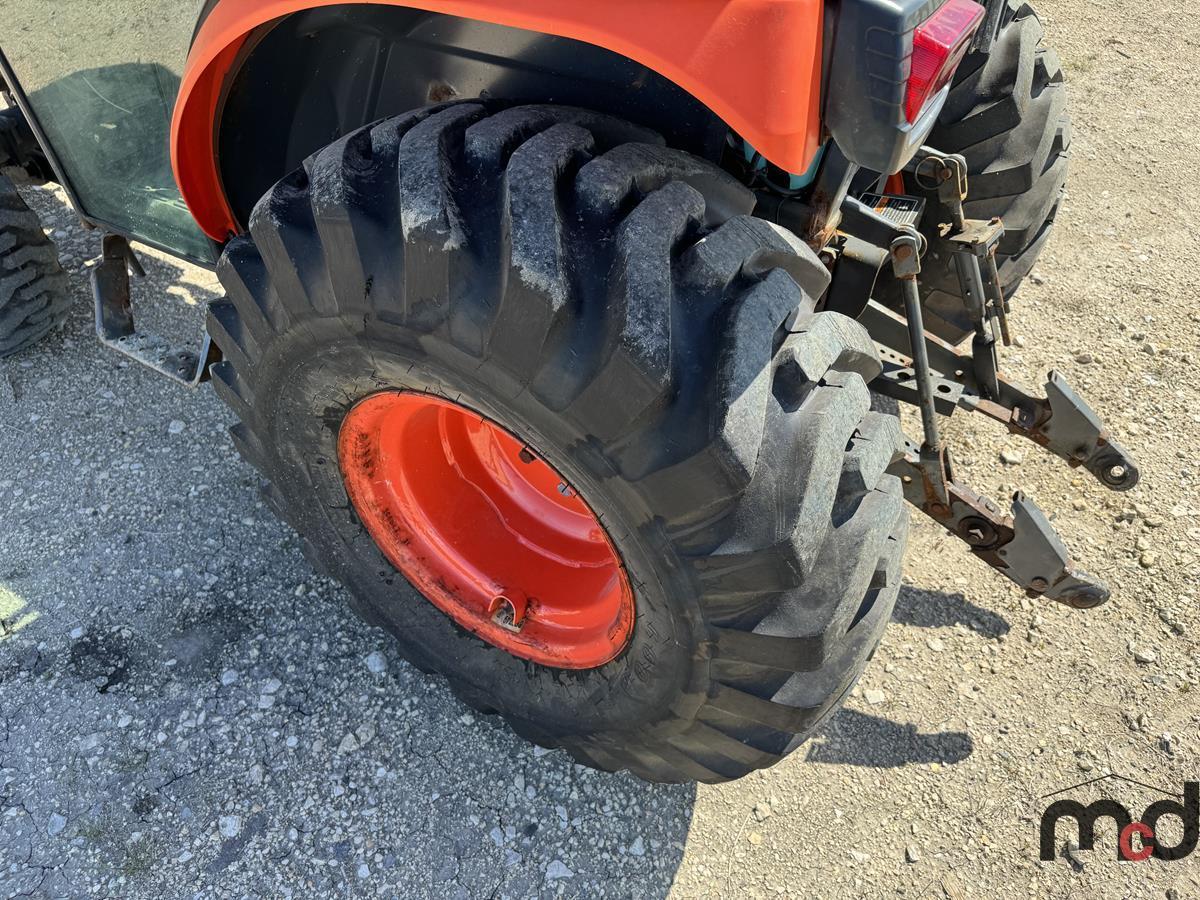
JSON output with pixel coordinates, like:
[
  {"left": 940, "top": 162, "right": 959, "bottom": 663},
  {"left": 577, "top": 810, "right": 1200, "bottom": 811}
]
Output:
[{"left": 90, "top": 233, "right": 218, "bottom": 386}]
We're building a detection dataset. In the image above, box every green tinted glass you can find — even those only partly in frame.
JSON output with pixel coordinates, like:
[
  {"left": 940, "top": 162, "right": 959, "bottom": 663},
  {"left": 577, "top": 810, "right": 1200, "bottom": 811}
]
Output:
[{"left": 2, "top": 3, "right": 214, "bottom": 262}]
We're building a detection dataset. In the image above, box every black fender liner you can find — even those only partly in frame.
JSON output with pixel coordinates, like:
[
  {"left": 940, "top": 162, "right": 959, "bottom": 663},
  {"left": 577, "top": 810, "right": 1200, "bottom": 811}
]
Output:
[{"left": 215, "top": 4, "right": 729, "bottom": 228}]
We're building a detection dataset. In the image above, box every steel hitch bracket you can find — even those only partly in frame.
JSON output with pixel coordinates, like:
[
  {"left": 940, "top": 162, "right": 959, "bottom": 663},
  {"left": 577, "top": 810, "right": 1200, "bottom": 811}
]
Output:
[
  {"left": 91, "top": 233, "right": 218, "bottom": 386},
  {"left": 889, "top": 438, "right": 1112, "bottom": 610},
  {"left": 865, "top": 301, "right": 1140, "bottom": 493},
  {"left": 871, "top": 221, "right": 1134, "bottom": 611}
]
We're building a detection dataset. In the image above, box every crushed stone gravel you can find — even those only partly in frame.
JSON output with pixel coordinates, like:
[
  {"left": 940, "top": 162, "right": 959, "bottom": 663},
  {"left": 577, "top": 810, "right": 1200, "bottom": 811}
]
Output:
[{"left": 2, "top": 1, "right": 1199, "bottom": 896}]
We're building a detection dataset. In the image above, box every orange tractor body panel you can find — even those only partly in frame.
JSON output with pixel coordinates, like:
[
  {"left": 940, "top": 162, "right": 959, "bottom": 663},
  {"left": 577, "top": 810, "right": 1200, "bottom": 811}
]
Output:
[{"left": 172, "top": 0, "right": 826, "bottom": 240}]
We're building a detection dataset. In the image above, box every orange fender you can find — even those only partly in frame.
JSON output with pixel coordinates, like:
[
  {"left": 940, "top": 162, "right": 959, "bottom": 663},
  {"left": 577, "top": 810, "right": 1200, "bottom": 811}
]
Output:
[{"left": 172, "top": 0, "right": 826, "bottom": 240}]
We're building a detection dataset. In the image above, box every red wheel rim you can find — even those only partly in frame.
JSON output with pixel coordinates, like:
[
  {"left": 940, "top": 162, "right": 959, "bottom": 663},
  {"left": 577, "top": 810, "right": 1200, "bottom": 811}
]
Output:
[{"left": 337, "top": 391, "right": 635, "bottom": 669}]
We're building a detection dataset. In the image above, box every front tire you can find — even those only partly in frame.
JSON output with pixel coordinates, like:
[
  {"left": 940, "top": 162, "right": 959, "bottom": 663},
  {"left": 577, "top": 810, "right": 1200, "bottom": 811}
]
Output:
[
  {"left": 0, "top": 174, "right": 70, "bottom": 356},
  {"left": 209, "top": 103, "right": 909, "bottom": 783}
]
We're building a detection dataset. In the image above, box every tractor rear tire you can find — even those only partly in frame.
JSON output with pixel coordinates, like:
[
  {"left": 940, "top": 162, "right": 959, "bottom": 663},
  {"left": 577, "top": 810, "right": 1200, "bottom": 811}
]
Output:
[
  {"left": 0, "top": 174, "right": 70, "bottom": 356},
  {"left": 209, "top": 103, "right": 909, "bottom": 783},
  {"left": 881, "top": 0, "right": 1070, "bottom": 343}
]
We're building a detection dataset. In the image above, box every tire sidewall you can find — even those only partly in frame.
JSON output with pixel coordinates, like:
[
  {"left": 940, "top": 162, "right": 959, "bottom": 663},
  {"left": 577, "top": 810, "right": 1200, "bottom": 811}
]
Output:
[{"left": 256, "top": 316, "right": 710, "bottom": 737}]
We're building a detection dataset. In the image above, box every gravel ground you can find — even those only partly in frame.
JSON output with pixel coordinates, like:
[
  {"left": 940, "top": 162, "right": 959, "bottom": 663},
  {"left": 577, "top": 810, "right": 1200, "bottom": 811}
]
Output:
[{"left": 2, "top": 1, "right": 1199, "bottom": 897}]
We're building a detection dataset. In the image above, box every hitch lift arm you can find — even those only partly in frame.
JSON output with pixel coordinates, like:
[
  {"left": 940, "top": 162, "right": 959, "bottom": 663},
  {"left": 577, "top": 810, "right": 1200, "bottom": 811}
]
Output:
[
  {"left": 864, "top": 301, "right": 1140, "bottom": 492},
  {"left": 848, "top": 153, "right": 1139, "bottom": 610}
]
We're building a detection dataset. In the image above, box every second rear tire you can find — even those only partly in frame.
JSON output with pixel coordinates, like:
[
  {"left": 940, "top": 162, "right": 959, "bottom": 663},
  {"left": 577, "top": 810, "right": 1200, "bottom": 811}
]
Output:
[{"left": 879, "top": 0, "right": 1070, "bottom": 343}]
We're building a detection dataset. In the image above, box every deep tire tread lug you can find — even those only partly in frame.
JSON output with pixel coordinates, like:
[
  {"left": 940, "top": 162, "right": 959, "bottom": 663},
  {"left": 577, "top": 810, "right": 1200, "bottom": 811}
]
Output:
[
  {"left": 209, "top": 103, "right": 909, "bottom": 785},
  {"left": 0, "top": 175, "right": 71, "bottom": 358}
]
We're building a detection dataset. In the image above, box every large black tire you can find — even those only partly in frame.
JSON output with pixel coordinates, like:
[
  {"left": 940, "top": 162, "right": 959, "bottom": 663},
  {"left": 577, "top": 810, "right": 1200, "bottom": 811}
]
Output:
[
  {"left": 881, "top": 1, "right": 1069, "bottom": 343},
  {"left": 0, "top": 174, "right": 70, "bottom": 356},
  {"left": 209, "top": 102, "right": 909, "bottom": 783}
]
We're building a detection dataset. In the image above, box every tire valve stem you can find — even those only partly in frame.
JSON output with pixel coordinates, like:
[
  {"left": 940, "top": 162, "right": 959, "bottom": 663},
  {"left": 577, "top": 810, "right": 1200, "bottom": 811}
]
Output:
[
  {"left": 557, "top": 482, "right": 576, "bottom": 499},
  {"left": 488, "top": 595, "right": 529, "bottom": 632}
]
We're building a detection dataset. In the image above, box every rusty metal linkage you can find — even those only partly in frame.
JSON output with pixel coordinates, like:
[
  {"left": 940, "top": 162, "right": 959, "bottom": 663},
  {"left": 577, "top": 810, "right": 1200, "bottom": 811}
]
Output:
[
  {"left": 863, "top": 153, "right": 1138, "bottom": 610},
  {"left": 870, "top": 294, "right": 1135, "bottom": 608},
  {"left": 866, "top": 302, "right": 1140, "bottom": 492},
  {"left": 909, "top": 147, "right": 1012, "bottom": 389},
  {"left": 820, "top": 142, "right": 1138, "bottom": 610},
  {"left": 889, "top": 439, "right": 1110, "bottom": 610},
  {"left": 889, "top": 232, "right": 940, "bottom": 453}
]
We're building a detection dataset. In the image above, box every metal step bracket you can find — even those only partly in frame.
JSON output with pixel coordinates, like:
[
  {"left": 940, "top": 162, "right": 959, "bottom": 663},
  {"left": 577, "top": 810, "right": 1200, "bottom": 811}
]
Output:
[{"left": 91, "top": 233, "right": 218, "bottom": 386}]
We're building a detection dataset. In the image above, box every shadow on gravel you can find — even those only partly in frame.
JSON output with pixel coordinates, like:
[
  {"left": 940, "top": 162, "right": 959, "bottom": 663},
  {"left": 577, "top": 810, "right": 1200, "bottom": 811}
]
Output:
[
  {"left": 804, "top": 709, "right": 974, "bottom": 769},
  {"left": 892, "top": 585, "right": 1010, "bottom": 640},
  {"left": 0, "top": 186, "right": 694, "bottom": 896}
]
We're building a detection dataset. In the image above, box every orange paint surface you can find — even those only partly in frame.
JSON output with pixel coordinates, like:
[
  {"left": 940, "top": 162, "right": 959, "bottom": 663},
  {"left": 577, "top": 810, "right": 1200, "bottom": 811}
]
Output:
[
  {"left": 172, "top": 0, "right": 826, "bottom": 239},
  {"left": 339, "top": 391, "right": 635, "bottom": 669}
]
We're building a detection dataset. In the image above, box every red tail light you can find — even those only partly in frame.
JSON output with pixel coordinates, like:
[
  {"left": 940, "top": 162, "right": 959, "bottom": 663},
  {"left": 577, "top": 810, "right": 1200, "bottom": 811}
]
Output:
[{"left": 905, "top": 0, "right": 987, "bottom": 124}]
